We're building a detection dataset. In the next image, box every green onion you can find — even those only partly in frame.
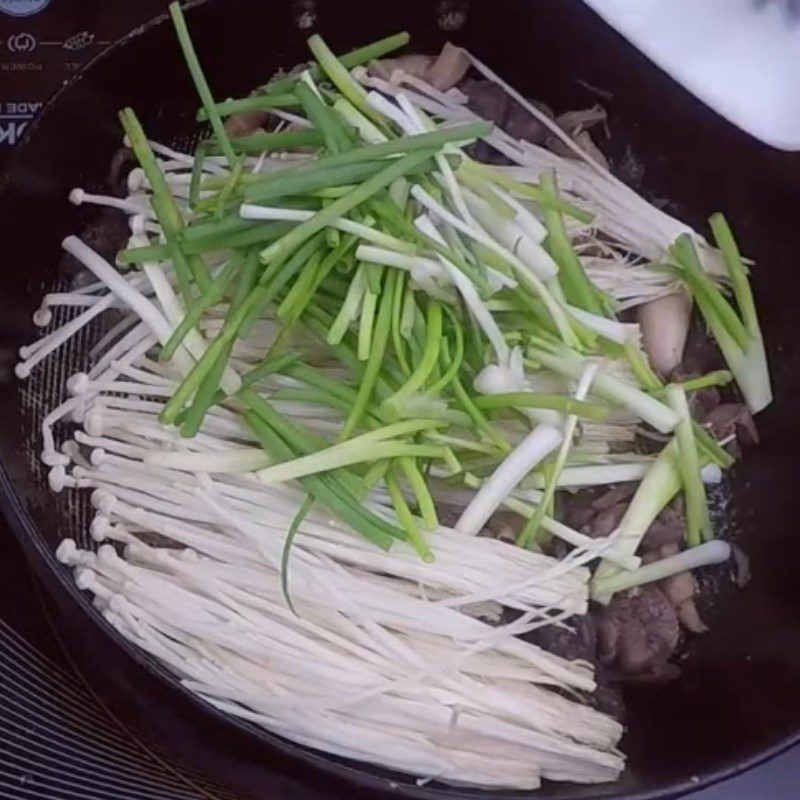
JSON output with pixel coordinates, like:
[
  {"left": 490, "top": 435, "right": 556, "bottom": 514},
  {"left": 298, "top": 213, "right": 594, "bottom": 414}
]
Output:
[
  {"left": 327, "top": 265, "right": 367, "bottom": 345},
  {"left": 262, "top": 32, "right": 410, "bottom": 94},
  {"left": 279, "top": 235, "right": 360, "bottom": 326},
  {"left": 340, "top": 268, "right": 396, "bottom": 439},
  {"left": 386, "top": 469, "right": 434, "bottom": 562},
  {"left": 474, "top": 392, "right": 608, "bottom": 421},
  {"left": 358, "top": 266, "right": 384, "bottom": 360},
  {"left": 119, "top": 108, "right": 211, "bottom": 292},
  {"left": 666, "top": 385, "right": 712, "bottom": 546},
  {"left": 709, "top": 213, "right": 760, "bottom": 336},
  {"left": 215, "top": 155, "right": 246, "bottom": 217},
  {"left": 244, "top": 410, "right": 398, "bottom": 550},
  {"left": 592, "top": 440, "right": 682, "bottom": 599},
  {"left": 540, "top": 170, "right": 605, "bottom": 315},
  {"left": 671, "top": 235, "right": 749, "bottom": 350},
  {"left": 528, "top": 340, "right": 679, "bottom": 433},
  {"left": 672, "top": 233, "right": 771, "bottom": 413},
  {"left": 693, "top": 419, "right": 735, "bottom": 469},
  {"left": 294, "top": 81, "right": 353, "bottom": 154},
  {"left": 280, "top": 493, "right": 314, "bottom": 615},
  {"left": 427, "top": 310, "right": 464, "bottom": 396},
  {"left": 160, "top": 255, "right": 240, "bottom": 363},
  {"left": 188, "top": 139, "right": 209, "bottom": 208},
  {"left": 258, "top": 149, "right": 437, "bottom": 266},
  {"left": 241, "top": 349, "right": 304, "bottom": 388},
  {"left": 240, "top": 234, "right": 326, "bottom": 337},
  {"left": 179, "top": 250, "right": 259, "bottom": 437},
  {"left": 308, "top": 34, "right": 384, "bottom": 126},
  {"left": 198, "top": 91, "right": 299, "bottom": 122},
  {"left": 382, "top": 300, "right": 443, "bottom": 417},
  {"left": 180, "top": 341, "right": 230, "bottom": 439},
  {"left": 459, "top": 159, "right": 593, "bottom": 224},
  {"left": 168, "top": 2, "right": 236, "bottom": 167},
  {"left": 255, "top": 438, "right": 446, "bottom": 486},
  {"left": 218, "top": 128, "right": 325, "bottom": 155},
  {"left": 245, "top": 160, "right": 393, "bottom": 205},
  {"left": 241, "top": 124, "right": 488, "bottom": 199},
  {"left": 650, "top": 370, "right": 733, "bottom": 397}
]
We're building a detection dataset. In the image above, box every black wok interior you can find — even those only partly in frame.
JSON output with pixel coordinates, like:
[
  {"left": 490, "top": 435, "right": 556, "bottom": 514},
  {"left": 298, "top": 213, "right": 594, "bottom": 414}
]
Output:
[{"left": 0, "top": 1, "right": 799, "bottom": 798}]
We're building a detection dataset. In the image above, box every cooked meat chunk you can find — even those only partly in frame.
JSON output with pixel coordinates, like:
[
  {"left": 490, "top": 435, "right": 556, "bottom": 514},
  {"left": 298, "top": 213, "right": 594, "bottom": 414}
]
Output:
[
  {"left": 595, "top": 587, "right": 680, "bottom": 674},
  {"left": 523, "top": 614, "right": 597, "bottom": 664},
  {"left": 561, "top": 485, "right": 635, "bottom": 540},
  {"left": 682, "top": 320, "right": 725, "bottom": 374},
  {"left": 367, "top": 54, "right": 434, "bottom": 81},
  {"left": 425, "top": 42, "right": 470, "bottom": 90},
  {"left": 369, "top": 43, "right": 469, "bottom": 91},
  {"left": 703, "top": 403, "right": 759, "bottom": 447},
  {"left": 75, "top": 208, "right": 131, "bottom": 268},
  {"left": 485, "top": 510, "right": 523, "bottom": 543},
  {"left": 463, "top": 79, "right": 508, "bottom": 126},
  {"left": 591, "top": 485, "right": 635, "bottom": 511},
  {"left": 562, "top": 489, "right": 598, "bottom": 531},
  {"left": 643, "top": 502, "right": 685, "bottom": 549},
  {"left": 505, "top": 98, "right": 552, "bottom": 144},
  {"left": 224, "top": 109, "right": 269, "bottom": 139},
  {"left": 462, "top": 79, "right": 552, "bottom": 146}
]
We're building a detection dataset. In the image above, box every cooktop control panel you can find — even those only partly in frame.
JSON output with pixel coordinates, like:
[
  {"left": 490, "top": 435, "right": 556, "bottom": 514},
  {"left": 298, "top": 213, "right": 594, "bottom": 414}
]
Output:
[{"left": 0, "top": 0, "right": 166, "bottom": 164}]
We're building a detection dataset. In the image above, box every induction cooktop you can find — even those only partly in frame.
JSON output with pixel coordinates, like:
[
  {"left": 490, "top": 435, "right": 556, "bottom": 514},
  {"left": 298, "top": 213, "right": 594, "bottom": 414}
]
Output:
[{"left": 0, "top": 1, "right": 796, "bottom": 798}]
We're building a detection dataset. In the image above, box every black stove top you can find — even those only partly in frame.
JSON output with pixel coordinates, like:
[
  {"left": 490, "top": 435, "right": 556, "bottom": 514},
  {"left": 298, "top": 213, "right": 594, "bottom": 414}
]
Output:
[{"left": 0, "top": 1, "right": 796, "bottom": 797}]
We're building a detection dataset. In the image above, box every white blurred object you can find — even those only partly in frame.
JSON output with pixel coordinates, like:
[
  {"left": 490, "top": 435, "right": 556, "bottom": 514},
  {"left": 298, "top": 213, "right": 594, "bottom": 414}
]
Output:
[{"left": 582, "top": 0, "right": 800, "bottom": 150}]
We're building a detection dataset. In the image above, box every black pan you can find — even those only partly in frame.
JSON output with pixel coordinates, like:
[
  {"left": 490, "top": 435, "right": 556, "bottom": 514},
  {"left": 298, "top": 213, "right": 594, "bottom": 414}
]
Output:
[{"left": 1, "top": 1, "right": 799, "bottom": 798}]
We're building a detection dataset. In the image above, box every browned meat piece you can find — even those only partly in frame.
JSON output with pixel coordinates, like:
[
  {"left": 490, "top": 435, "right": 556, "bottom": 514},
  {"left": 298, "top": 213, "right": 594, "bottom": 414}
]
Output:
[
  {"left": 484, "top": 510, "right": 523, "bottom": 543},
  {"left": 583, "top": 502, "right": 627, "bottom": 539},
  {"left": 462, "top": 79, "right": 509, "bottom": 127},
  {"left": 595, "top": 587, "right": 680, "bottom": 674},
  {"left": 367, "top": 54, "right": 434, "bottom": 81},
  {"left": 108, "top": 146, "right": 135, "bottom": 197},
  {"left": 561, "top": 485, "right": 634, "bottom": 540},
  {"left": 542, "top": 105, "right": 609, "bottom": 168},
  {"left": 731, "top": 541, "right": 752, "bottom": 588},
  {"left": 556, "top": 106, "right": 607, "bottom": 136},
  {"left": 661, "top": 567, "right": 695, "bottom": 610},
  {"left": 641, "top": 542, "right": 679, "bottom": 566},
  {"left": 523, "top": 614, "right": 598, "bottom": 664},
  {"left": 681, "top": 320, "right": 725, "bottom": 374},
  {"left": 425, "top": 42, "right": 471, "bottom": 91},
  {"left": 76, "top": 208, "right": 132, "bottom": 267},
  {"left": 638, "top": 541, "right": 708, "bottom": 634},
  {"left": 703, "top": 403, "right": 759, "bottom": 447},
  {"left": 222, "top": 92, "right": 270, "bottom": 139},
  {"left": 504, "top": 98, "right": 552, "bottom": 145},
  {"left": 643, "top": 503, "right": 685, "bottom": 549},
  {"left": 591, "top": 484, "right": 636, "bottom": 511},
  {"left": 677, "top": 598, "right": 708, "bottom": 634},
  {"left": 461, "top": 77, "right": 553, "bottom": 144},
  {"left": 692, "top": 386, "right": 722, "bottom": 417},
  {"left": 368, "top": 43, "right": 468, "bottom": 92},
  {"left": 435, "top": 503, "right": 462, "bottom": 530},
  {"left": 467, "top": 139, "right": 511, "bottom": 165},
  {"left": 225, "top": 111, "right": 268, "bottom": 139},
  {"left": 562, "top": 488, "right": 599, "bottom": 531}
]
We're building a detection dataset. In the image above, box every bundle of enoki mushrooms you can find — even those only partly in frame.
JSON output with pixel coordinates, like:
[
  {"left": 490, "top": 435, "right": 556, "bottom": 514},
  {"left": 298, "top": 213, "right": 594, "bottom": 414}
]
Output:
[{"left": 18, "top": 3, "right": 772, "bottom": 789}]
